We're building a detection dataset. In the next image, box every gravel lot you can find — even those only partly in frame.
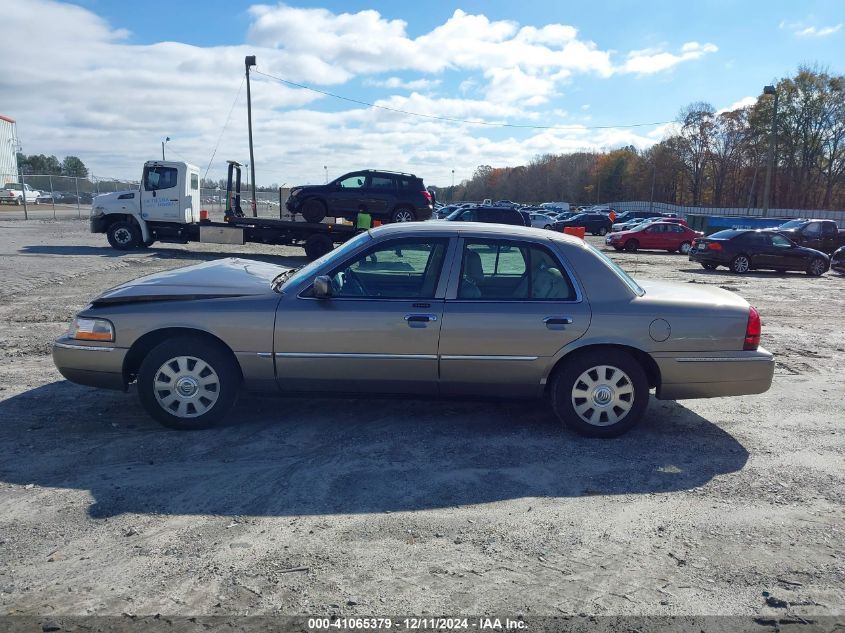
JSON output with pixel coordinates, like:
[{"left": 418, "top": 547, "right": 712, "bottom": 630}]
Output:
[{"left": 0, "top": 216, "right": 842, "bottom": 622}]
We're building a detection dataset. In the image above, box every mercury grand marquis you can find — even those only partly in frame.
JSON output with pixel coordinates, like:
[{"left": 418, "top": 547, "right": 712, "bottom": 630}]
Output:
[{"left": 53, "top": 222, "right": 774, "bottom": 437}]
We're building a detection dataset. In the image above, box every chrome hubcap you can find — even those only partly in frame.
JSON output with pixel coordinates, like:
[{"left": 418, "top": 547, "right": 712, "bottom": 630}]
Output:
[
  {"left": 571, "top": 365, "right": 635, "bottom": 427},
  {"left": 681, "top": 242, "right": 691, "bottom": 254},
  {"left": 153, "top": 355, "right": 220, "bottom": 418},
  {"left": 812, "top": 260, "right": 824, "bottom": 274},
  {"left": 394, "top": 210, "right": 413, "bottom": 222},
  {"left": 114, "top": 228, "right": 131, "bottom": 244},
  {"left": 735, "top": 257, "right": 749, "bottom": 273}
]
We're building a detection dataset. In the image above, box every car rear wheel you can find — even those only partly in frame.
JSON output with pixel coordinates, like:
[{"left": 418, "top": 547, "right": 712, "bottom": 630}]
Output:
[
  {"left": 598, "top": 227, "right": 608, "bottom": 236},
  {"left": 701, "top": 263, "right": 718, "bottom": 270},
  {"left": 730, "top": 254, "right": 751, "bottom": 274},
  {"left": 550, "top": 350, "right": 649, "bottom": 438},
  {"left": 807, "top": 257, "right": 827, "bottom": 277},
  {"left": 301, "top": 198, "right": 327, "bottom": 223},
  {"left": 304, "top": 233, "right": 334, "bottom": 260},
  {"left": 107, "top": 221, "right": 141, "bottom": 250},
  {"left": 679, "top": 241, "right": 692, "bottom": 255},
  {"left": 544, "top": 224, "right": 552, "bottom": 230},
  {"left": 624, "top": 240, "right": 639, "bottom": 252},
  {"left": 137, "top": 336, "right": 240, "bottom": 430},
  {"left": 391, "top": 207, "right": 416, "bottom": 223}
]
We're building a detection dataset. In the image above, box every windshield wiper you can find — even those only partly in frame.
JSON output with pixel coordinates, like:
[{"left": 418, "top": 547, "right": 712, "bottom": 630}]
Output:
[{"left": 271, "top": 267, "right": 301, "bottom": 292}]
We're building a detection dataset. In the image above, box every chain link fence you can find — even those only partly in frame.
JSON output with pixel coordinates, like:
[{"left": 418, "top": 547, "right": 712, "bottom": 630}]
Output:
[{"left": 0, "top": 173, "right": 294, "bottom": 222}]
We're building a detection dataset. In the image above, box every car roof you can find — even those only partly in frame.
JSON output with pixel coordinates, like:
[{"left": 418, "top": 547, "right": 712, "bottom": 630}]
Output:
[{"left": 369, "top": 220, "right": 587, "bottom": 247}]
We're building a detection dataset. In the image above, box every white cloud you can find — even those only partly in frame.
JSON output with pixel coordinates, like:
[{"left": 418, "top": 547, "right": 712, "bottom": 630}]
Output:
[
  {"left": 0, "top": 0, "right": 715, "bottom": 186},
  {"left": 797, "top": 24, "right": 842, "bottom": 37},
  {"left": 717, "top": 96, "right": 757, "bottom": 114},
  {"left": 620, "top": 41, "right": 718, "bottom": 74},
  {"left": 780, "top": 18, "right": 842, "bottom": 38},
  {"left": 364, "top": 77, "right": 441, "bottom": 91}
]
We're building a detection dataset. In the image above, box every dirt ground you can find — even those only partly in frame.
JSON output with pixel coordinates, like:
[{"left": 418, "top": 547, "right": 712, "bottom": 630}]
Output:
[{"left": 0, "top": 216, "right": 842, "bottom": 622}]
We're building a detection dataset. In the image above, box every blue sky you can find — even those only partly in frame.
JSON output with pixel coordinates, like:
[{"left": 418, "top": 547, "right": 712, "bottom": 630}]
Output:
[{"left": 3, "top": 1, "right": 844, "bottom": 185}]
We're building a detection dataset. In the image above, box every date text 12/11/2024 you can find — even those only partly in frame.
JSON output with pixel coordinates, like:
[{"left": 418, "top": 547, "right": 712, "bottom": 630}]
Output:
[{"left": 307, "top": 617, "right": 527, "bottom": 630}]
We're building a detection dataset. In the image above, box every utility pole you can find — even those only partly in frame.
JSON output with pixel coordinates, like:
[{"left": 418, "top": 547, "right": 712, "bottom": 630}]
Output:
[
  {"left": 245, "top": 55, "right": 258, "bottom": 217},
  {"left": 649, "top": 159, "right": 657, "bottom": 214},
  {"left": 761, "top": 85, "right": 778, "bottom": 217}
]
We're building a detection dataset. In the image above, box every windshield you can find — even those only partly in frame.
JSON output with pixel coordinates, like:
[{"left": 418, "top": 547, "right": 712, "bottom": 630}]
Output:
[
  {"left": 278, "top": 231, "right": 371, "bottom": 292},
  {"left": 586, "top": 243, "right": 645, "bottom": 296},
  {"left": 566, "top": 213, "right": 585, "bottom": 221},
  {"left": 777, "top": 220, "right": 805, "bottom": 229}
]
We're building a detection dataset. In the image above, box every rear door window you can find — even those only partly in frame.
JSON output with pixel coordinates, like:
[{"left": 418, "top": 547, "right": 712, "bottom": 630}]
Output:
[
  {"left": 457, "top": 240, "right": 576, "bottom": 300},
  {"left": 369, "top": 175, "right": 395, "bottom": 190}
]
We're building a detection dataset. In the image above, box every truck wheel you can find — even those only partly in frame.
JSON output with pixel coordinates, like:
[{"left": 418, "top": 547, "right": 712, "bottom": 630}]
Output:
[
  {"left": 304, "top": 233, "right": 334, "bottom": 260},
  {"left": 137, "top": 336, "right": 240, "bottom": 430},
  {"left": 390, "top": 207, "right": 416, "bottom": 223},
  {"left": 301, "top": 199, "right": 327, "bottom": 223},
  {"left": 14, "top": 198, "right": 21, "bottom": 206},
  {"left": 107, "top": 221, "right": 141, "bottom": 250},
  {"left": 549, "top": 349, "right": 649, "bottom": 438}
]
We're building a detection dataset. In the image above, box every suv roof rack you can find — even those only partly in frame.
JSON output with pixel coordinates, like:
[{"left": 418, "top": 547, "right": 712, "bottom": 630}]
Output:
[{"left": 361, "top": 169, "right": 417, "bottom": 178}]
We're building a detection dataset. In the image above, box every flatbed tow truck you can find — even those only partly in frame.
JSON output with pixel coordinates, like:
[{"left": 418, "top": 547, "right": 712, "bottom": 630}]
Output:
[{"left": 90, "top": 160, "right": 358, "bottom": 260}]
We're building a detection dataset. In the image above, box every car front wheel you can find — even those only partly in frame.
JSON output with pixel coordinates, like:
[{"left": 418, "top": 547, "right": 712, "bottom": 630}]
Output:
[
  {"left": 550, "top": 350, "right": 649, "bottom": 438},
  {"left": 807, "top": 257, "right": 827, "bottom": 277},
  {"left": 301, "top": 199, "right": 327, "bottom": 223},
  {"left": 624, "top": 239, "right": 639, "bottom": 252},
  {"left": 598, "top": 227, "right": 608, "bottom": 236},
  {"left": 137, "top": 336, "right": 240, "bottom": 430},
  {"left": 679, "top": 241, "right": 692, "bottom": 255}
]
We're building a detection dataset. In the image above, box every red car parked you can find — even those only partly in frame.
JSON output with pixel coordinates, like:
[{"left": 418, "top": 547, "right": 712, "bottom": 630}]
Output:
[{"left": 606, "top": 221, "right": 703, "bottom": 254}]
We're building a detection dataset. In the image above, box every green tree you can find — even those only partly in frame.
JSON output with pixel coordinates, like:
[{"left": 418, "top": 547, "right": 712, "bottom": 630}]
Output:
[{"left": 61, "top": 156, "right": 88, "bottom": 178}]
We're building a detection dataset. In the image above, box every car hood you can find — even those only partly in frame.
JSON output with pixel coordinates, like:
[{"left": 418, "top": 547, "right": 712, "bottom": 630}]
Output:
[
  {"left": 91, "top": 258, "right": 288, "bottom": 305},
  {"left": 93, "top": 190, "right": 136, "bottom": 204},
  {"left": 637, "top": 279, "right": 749, "bottom": 311}
]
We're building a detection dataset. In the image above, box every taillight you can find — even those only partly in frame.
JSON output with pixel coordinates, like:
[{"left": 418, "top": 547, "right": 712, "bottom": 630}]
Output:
[
  {"left": 708, "top": 242, "right": 722, "bottom": 250},
  {"left": 744, "top": 306, "right": 761, "bottom": 351},
  {"left": 421, "top": 190, "right": 432, "bottom": 203}
]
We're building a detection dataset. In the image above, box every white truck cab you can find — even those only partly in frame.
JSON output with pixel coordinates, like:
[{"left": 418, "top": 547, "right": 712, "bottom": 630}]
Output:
[{"left": 91, "top": 160, "right": 200, "bottom": 248}]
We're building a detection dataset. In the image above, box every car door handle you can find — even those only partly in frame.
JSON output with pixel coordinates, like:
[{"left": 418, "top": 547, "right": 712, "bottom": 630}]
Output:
[
  {"left": 405, "top": 314, "right": 438, "bottom": 323},
  {"left": 544, "top": 316, "right": 573, "bottom": 326}
]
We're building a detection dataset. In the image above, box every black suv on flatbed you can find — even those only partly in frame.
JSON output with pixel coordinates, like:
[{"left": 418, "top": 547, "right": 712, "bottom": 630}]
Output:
[{"left": 286, "top": 170, "right": 434, "bottom": 224}]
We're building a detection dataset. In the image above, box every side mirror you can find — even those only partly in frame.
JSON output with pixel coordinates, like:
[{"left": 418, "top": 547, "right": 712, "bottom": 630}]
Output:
[{"left": 313, "top": 275, "right": 332, "bottom": 298}]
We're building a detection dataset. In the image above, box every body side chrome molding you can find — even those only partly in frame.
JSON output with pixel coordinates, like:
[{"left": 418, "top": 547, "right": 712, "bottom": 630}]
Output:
[
  {"left": 274, "top": 352, "right": 438, "bottom": 360},
  {"left": 54, "top": 342, "right": 115, "bottom": 352},
  {"left": 675, "top": 356, "right": 772, "bottom": 363}
]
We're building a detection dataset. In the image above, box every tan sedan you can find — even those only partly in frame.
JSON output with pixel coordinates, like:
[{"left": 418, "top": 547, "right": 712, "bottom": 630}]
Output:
[{"left": 53, "top": 223, "right": 774, "bottom": 437}]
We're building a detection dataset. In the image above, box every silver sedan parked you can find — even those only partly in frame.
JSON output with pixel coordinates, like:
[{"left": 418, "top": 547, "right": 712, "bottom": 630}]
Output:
[{"left": 53, "top": 223, "right": 774, "bottom": 437}]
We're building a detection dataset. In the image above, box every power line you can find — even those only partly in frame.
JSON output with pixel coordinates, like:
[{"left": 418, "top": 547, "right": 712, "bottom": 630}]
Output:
[
  {"left": 204, "top": 76, "right": 246, "bottom": 181},
  {"left": 253, "top": 69, "right": 674, "bottom": 131}
]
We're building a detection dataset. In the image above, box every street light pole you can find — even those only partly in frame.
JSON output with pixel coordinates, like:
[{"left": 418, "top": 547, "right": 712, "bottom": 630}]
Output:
[
  {"left": 324, "top": 166, "right": 328, "bottom": 184},
  {"left": 451, "top": 169, "right": 455, "bottom": 202},
  {"left": 761, "top": 85, "right": 778, "bottom": 217},
  {"left": 245, "top": 55, "right": 258, "bottom": 217},
  {"left": 161, "top": 136, "right": 170, "bottom": 160}
]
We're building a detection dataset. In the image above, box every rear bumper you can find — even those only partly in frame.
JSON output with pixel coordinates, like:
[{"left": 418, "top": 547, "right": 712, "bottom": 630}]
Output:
[
  {"left": 52, "top": 337, "right": 127, "bottom": 391},
  {"left": 653, "top": 347, "right": 774, "bottom": 400},
  {"left": 688, "top": 251, "right": 730, "bottom": 266}
]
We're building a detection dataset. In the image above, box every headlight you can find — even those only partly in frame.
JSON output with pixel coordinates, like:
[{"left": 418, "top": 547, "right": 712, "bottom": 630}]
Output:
[
  {"left": 91, "top": 206, "right": 106, "bottom": 217},
  {"left": 68, "top": 317, "right": 114, "bottom": 342}
]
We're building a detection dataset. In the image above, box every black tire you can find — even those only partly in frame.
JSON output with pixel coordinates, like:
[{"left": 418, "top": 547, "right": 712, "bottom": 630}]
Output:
[
  {"left": 624, "top": 240, "right": 639, "bottom": 252},
  {"left": 106, "top": 220, "right": 141, "bottom": 250},
  {"left": 14, "top": 198, "right": 21, "bottom": 206},
  {"left": 544, "top": 224, "right": 552, "bottom": 230},
  {"left": 550, "top": 349, "right": 649, "bottom": 438},
  {"left": 304, "top": 233, "right": 334, "bottom": 260},
  {"left": 390, "top": 207, "right": 416, "bottom": 223},
  {"left": 806, "top": 257, "right": 827, "bottom": 277},
  {"left": 701, "top": 263, "right": 718, "bottom": 270},
  {"left": 301, "top": 198, "right": 327, "bottom": 223},
  {"left": 679, "top": 241, "right": 692, "bottom": 255},
  {"left": 137, "top": 336, "right": 240, "bottom": 430},
  {"left": 598, "top": 226, "right": 608, "bottom": 236},
  {"left": 730, "top": 254, "right": 751, "bottom": 274}
]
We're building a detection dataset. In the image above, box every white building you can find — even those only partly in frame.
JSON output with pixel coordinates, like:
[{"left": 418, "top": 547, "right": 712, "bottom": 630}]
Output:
[{"left": 0, "top": 115, "right": 18, "bottom": 184}]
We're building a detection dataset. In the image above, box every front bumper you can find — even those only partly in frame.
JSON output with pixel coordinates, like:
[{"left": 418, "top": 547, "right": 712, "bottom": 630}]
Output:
[
  {"left": 52, "top": 336, "right": 128, "bottom": 391},
  {"left": 90, "top": 215, "right": 107, "bottom": 233},
  {"left": 652, "top": 347, "right": 775, "bottom": 400}
]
